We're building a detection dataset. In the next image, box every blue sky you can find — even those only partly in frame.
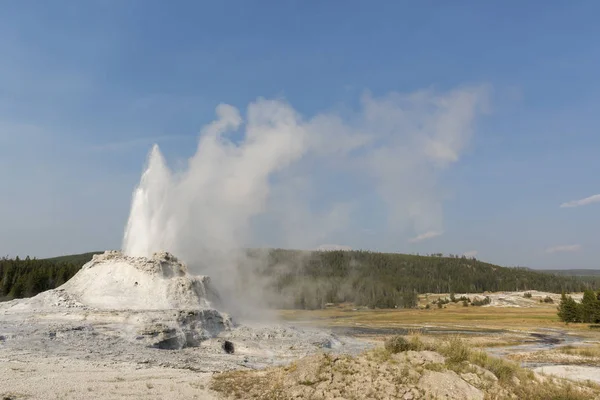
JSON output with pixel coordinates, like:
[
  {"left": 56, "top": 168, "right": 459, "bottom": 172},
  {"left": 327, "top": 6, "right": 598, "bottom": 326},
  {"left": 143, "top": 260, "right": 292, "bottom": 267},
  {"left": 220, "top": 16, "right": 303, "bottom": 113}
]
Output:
[{"left": 1, "top": 1, "right": 599, "bottom": 268}]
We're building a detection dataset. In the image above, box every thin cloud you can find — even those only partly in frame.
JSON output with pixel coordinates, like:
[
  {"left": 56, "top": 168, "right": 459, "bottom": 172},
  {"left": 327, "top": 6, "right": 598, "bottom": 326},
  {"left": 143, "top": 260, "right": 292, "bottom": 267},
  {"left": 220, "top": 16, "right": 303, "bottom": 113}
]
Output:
[
  {"left": 545, "top": 244, "right": 582, "bottom": 254},
  {"left": 409, "top": 230, "right": 443, "bottom": 243},
  {"left": 560, "top": 194, "right": 600, "bottom": 208},
  {"left": 463, "top": 250, "right": 478, "bottom": 258}
]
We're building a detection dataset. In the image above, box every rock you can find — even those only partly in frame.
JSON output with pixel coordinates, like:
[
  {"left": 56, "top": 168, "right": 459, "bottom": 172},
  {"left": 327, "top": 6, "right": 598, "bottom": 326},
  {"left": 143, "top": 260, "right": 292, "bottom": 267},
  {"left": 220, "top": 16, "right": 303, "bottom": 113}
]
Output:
[
  {"left": 470, "top": 364, "right": 499, "bottom": 383},
  {"left": 403, "top": 350, "right": 445, "bottom": 366},
  {"left": 223, "top": 340, "right": 234, "bottom": 354},
  {"left": 461, "top": 372, "right": 483, "bottom": 388},
  {"left": 418, "top": 370, "right": 484, "bottom": 400},
  {"left": 283, "top": 356, "right": 324, "bottom": 387}
]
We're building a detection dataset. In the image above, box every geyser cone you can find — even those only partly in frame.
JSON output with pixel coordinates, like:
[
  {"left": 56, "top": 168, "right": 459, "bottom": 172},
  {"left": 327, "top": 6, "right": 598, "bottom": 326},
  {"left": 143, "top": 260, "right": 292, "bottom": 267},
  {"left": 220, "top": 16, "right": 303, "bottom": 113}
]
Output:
[{"left": 60, "top": 250, "right": 221, "bottom": 311}]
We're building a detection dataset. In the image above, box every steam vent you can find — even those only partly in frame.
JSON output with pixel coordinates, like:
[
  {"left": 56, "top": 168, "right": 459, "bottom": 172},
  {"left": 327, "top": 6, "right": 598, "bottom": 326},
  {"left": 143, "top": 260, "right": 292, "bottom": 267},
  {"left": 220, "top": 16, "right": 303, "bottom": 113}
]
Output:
[{"left": 1, "top": 251, "right": 232, "bottom": 349}]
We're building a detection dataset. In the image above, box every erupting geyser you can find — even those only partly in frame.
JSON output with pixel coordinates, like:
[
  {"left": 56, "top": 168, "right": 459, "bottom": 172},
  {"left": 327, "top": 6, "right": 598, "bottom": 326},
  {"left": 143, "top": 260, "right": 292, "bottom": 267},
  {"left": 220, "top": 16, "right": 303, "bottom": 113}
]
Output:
[
  {"left": 122, "top": 145, "right": 172, "bottom": 258},
  {"left": 121, "top": 101, "right": 307, "bottom": 266}
]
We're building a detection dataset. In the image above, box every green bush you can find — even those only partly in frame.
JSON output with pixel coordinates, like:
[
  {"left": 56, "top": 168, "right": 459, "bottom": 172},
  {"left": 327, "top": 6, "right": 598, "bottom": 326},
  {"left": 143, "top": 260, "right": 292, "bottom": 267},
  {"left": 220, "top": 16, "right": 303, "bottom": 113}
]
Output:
[
  {"left": 384, "top": 336, "right": 421, "bottom": 353},
  {"left": 438, "top": 337, "right": 470, "bottom": 364},
  {"left": 472, "top": 296, "right": 491, "bottom": 306}
]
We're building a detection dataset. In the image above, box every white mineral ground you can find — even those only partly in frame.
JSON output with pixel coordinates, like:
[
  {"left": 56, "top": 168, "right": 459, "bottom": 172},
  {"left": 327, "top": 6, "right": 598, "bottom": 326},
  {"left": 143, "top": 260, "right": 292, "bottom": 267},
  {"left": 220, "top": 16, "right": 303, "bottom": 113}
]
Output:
[
  {"left": 0, "top": 251, "right": 367, "bottom": 399},
  {"left": 533, "top": 365, "right": 600, "bottom": 384},
  {"left": 1, "top": 251, "right": 599, "bottom": 399}
]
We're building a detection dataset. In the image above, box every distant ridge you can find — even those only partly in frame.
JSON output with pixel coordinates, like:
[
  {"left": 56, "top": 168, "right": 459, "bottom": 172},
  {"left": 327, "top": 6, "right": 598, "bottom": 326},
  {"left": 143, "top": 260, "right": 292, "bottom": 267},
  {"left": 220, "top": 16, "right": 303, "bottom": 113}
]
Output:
[
  {"left": 43, "top": 252, "right": 104, "bottom": 265},
  {"left": 539, "top": 269, "right": 600, "bottom": 277}
]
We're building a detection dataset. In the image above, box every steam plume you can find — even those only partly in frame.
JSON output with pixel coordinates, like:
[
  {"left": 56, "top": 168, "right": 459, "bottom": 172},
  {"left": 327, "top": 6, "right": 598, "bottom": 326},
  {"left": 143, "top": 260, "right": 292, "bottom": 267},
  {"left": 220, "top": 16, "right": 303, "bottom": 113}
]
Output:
[{"left": 122, "top": 88, "right": 488, "bottom": 314}]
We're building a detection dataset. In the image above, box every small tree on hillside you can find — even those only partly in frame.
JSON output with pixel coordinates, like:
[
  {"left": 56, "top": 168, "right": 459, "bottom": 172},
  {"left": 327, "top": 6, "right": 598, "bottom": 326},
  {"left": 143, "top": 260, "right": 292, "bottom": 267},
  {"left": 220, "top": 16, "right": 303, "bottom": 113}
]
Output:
[
  {"left": 581, "top": 290, "right": 600, "bottom": 323},
  {"left": 557, "top": 292, "right": 582, "bottom": 323}
]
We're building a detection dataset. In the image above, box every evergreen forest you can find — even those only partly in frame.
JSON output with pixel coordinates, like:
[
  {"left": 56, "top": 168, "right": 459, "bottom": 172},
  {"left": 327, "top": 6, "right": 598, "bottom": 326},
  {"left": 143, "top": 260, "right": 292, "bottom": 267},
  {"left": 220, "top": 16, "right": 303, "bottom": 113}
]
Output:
[
  {"left": 251, "top": 249, "right": 600, "bottom": 309},
  {"left": 0, "top": 256, "right": 84, "bottom": 300},
  {"left": 557, "top": 290, "right": 600, "bottom": 323},
  {"left": 2, "top": 249, "right": 599, "bottom": 311}
]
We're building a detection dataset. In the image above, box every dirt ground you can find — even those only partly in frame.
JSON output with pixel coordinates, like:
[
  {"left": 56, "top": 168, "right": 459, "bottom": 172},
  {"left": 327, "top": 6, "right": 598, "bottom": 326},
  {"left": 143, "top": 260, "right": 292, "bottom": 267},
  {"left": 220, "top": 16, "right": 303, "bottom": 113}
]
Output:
[
  {"left": 0, "top": 354, "right": 218, "bottom": 400},
  {"left": 2, "top": 290, "right": 599, "bottom": 399}
]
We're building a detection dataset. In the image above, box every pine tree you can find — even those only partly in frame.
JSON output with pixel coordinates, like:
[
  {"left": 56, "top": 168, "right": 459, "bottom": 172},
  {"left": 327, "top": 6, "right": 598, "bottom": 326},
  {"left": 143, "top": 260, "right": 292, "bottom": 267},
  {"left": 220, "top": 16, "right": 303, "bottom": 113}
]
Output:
[
  {"left": 558, "top": 292, "right": 582, "bottom": 323},
  {"left": 581, "top": 290, "right": 600, "bottom": 323}
]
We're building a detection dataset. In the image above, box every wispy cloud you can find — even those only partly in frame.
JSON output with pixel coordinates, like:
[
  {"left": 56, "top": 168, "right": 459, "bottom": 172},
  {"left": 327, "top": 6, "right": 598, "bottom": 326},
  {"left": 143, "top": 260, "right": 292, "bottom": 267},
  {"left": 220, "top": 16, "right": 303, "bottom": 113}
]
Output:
[
  {"left": 409, "top": 230, "right": 443, "bottom": 243},
  {"left": 92, "top": 135, "right": 190, "bottom": 152},
  {"left": 560, "top": 194, "right": 600, "bottom": 208},
  {"left": 463, "top": 250, "right": 478, "bottom": 258},
  {"left": 545, "top": 244, "right": 582, "bottom": 254}
]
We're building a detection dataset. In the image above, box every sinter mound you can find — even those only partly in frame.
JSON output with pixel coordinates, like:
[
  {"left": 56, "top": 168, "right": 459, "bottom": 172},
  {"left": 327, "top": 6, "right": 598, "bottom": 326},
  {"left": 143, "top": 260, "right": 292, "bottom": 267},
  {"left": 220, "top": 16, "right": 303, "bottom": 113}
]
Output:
[
  {"left": 61, "top": 250, "right": 222, "bottom": 310},
  {"left": 1, "top": 251, "right": 232, "bottom": 349}
]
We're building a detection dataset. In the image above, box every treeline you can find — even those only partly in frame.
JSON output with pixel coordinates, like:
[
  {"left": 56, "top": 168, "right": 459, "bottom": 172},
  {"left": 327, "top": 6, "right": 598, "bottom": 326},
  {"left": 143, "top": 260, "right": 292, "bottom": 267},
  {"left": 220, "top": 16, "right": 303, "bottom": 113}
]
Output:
[
  {"left": 248, "top": 249, "right": 600, "bottom": 310},
  {"left": 0, "top": 256, "right": 85, "bottom": 300},
  {"left": 557, "top": 291, "right": 600, "bottom": 323},
  {"left": 3, "top": 249, "right": 600, "bottom": 311}
]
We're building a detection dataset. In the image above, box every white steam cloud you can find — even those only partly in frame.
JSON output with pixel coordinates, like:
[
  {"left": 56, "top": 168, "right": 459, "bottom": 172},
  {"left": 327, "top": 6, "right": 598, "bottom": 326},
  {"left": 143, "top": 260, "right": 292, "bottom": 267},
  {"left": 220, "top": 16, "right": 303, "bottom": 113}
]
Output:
[
  {"left": 545, "top": 244, "right": 582, "bottom": 254},
  {"left": 408, "top": 230, "right": 443, "bottom": 244},
  {"left": 560, "top": 194, "right": 600, "bottom": 208},
  {"left": 122, "top": 87, "right": 488, "bottom": 315},
  {"left": 462, "top": 250, "right": 478, "bottom": 258}
]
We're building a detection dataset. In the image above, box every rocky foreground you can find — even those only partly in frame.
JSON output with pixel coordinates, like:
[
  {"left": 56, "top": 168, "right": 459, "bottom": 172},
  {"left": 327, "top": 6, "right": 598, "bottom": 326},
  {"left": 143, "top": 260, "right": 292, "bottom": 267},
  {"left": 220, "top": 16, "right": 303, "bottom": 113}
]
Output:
[
  {"left": 211, "top": 335, "right": 600, "bottom": 400},
  {"left": 0, "top": 251, "right": 367, "bottom": 399},
  {"left": 1, "top": 252, "right": 599, "bottom": 399}
]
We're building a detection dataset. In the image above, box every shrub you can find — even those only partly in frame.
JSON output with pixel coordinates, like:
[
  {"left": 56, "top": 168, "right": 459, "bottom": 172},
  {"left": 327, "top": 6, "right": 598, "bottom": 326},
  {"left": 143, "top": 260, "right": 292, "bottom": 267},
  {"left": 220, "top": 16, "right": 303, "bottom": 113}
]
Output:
[
  {"left": 484, "top": 357, "right": 519, "bottom": 382},
  {"left": 384, "top": 336, "right": 412, "bottom": 353},
  {"left": 384, "top": 335, "right": 425, "bottom": 353},
  {"left": 472, "top": 296, "right": 491, "bottom": 306},
  {"left": 523, "top": 292, "right": 532, "bottom": 298},
  {"left": 407, "top": 333, "right": 427, "bottom": 351},
  {"left": 543, "top": 296, "right": 554, "bottom": 304},
  {"left": 438, "top": 336, "right": 470, "bottom": 364}
]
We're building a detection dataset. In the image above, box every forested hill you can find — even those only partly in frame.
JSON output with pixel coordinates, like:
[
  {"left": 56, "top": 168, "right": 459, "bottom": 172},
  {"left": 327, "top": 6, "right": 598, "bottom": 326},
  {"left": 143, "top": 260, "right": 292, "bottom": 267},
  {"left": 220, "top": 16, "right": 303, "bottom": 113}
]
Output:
[
  {"left": 249, "top": 249, "right": 600, "bottom": 309},
  {"left": 0, "top": 256, "right": 85, "bottom": 300},
  {"left": 1, "top": 249, "right": 599, "bottom": 309},
  {"left": 43, "top": 252, "right": 103, "bottom": 265}
]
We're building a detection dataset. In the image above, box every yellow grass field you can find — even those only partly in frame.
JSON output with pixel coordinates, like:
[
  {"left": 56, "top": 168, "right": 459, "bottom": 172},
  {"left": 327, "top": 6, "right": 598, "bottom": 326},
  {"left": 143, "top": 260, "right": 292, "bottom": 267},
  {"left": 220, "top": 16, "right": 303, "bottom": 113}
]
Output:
[{"left": 278, "top": 298, "right": 595, "bottom": 334}]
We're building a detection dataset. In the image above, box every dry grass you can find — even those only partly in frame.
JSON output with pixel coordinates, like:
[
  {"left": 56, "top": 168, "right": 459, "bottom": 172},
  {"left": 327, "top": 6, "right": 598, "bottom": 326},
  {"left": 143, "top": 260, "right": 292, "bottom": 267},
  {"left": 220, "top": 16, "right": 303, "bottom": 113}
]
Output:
[
  {"left": 512, "top": 383, "right": 594, "bottom": 400},
  {"left": 509, "top": 343, "right": 600, "bottom": 365},
  {"left": 417, "top": 335, "right": 524, "bottom": 383},
  {"left": 381, "top": 333, "right": 528, "bottom": 384},
  {"left": 559, "top": 344, "right": 600, "bottom": 358},
  {"left": 210, "top": 335, "right": 600, "bottom": 400},
  {"left": 211, "top": 370, "right": 287, "bottom": 400},
  {"left": 279, "top": 305, "right": 565, "bottom": 330}
]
